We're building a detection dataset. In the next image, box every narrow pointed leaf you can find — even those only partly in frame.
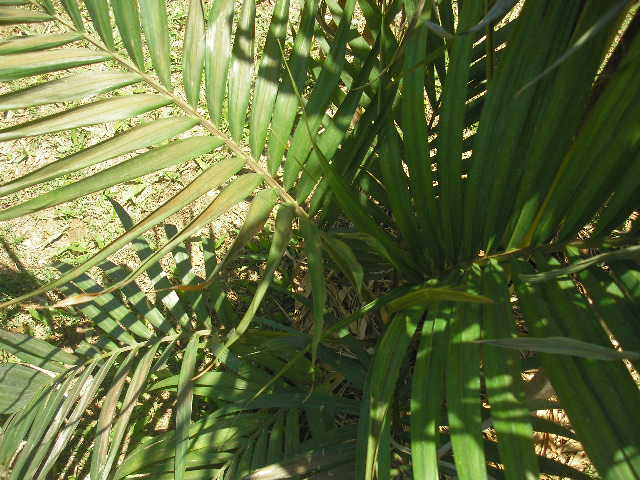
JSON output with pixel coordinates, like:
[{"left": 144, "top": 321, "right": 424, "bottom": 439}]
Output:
[
  {"left": 249, "top": 0, "right": 290, "bottom": 157},
  {"left": 228, "top": 0, "right": 256, "bottom": 140},
  {"left": 0, "top": 94, "right": 170, "bottom": 142},
  {"left": 139, "top": 0, "right": 171, "bottom": 87},
  {"left": 36, "top": 354, "right": 119, "bottom": 479},
  {"left": 103, "top": 342, "right": 160, "bottom": 478},
  {"left": 217, "top": 188, "right": 277, "bottom": 269},
  {"left": 90, "top": 348, "right": 134, "bottom": 480},
  {"left": 386, "top": 287, "right": 492, "bottom": 313},
  {"left": 84, "top": 0, "right": 115, "bottom": 48},
  {"left": 0, "top": 72, "right": 140, "bottom": 110},
  {"left": 183, "top": 0, "right": 205, "bottom": 106},
  {"left": 482, "top": 261, "right": 539, "bottom": 480},
  {"left": 0, "top": 136, "right": 219, "bottom": 220},
  {"left": 479, "top": 336, "right": 640, "bottom": 361},
  {"left": 0, "top": 116, "right": 197, "bottom": 196},
  {"left": 0, "top": 6, "right": 51, "bottom": 23},
  {"left": 301, "top": 218, "right": 325, "bottom": 372},
  {"left": 61, "top": 0, "right": 84, "bottom": 30},
  {"left": 447, "top": 300, "right": 487, "bottom": 480},
  {"left": 205, "top": 0, "right": 234, "bottom": 123},
  {"left": 0, "top": 328, "right": 79, "bottom": 369},
  {"left": 111, "top": 0, "right": 145, "bottom": 69},
  {"left": 411, "top": 307, "right": 450, "bottom": 480},
  {"left": 321, "top": 234, "right": 363, "bottom": 297},
  {"left": 176, "top": 335, "right": 200, "bottom": 480},
  {"left": 37, "top": 0, "right": 55, "bottom": 14},
  {"left": 520, "top": 245, "right": 640, "bottom": 283},
  {"left": 0, "top": 48, "right": 110, "bottom": 81},
  {"left": 282, "top": 0, "right": 356, "bottom": 189},
  {"left": 267, "top": 0, "right": 319, "bottom": 173},
  {"left": 357, "top": 311, "right": 420, "bottom": 479},
  {"left": 0, "top": 32, "right": 82, "bottom": 55}
]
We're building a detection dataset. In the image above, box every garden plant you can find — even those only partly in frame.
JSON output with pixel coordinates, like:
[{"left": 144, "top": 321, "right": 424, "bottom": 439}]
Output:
[{"left": 0, "top": 0, "right": 640, "bottom": 478}]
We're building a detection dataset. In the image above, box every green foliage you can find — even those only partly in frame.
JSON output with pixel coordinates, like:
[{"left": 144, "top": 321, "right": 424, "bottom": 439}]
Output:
[{"left": 1, "top": 0, "right": 640, "bottom": 479}]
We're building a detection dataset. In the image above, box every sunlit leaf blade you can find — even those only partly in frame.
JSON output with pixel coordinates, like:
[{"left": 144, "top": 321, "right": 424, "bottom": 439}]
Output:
[
  {"left": 411, "top": 306, "right": 450, "bottom": 480},
  {"left": 248, "top": 0, "right": 289, "bottom": 157},
  {"left": 0, "top": 364, "right": 52, "bottom": 414},
  {"left": 83, "top": 0, "right": 115, "bottom": 48},
  {"left": 0, "top": 48, "right": 110, "bottom": 81},
  {"left": 111, "top": 0, "right": 145, "bottom": 69},
  {"left": 205, "top": 0, "right": 233, "bottom": 123},
  {"left": 447, "top": 299, "right": 487, "bottom": 480},
  {"left": 481, "top": 261, "right": 539, "bottom": 480},
  {"left": 139, "top": 0, "right": 171, "bottom": 87},
  {"left": 357, "top": 311, "right": 419, "bottom": 479},
  {"left": 0, "top": 6, "right": 51, "bottom": 24},
  {"left": 0, "top": 135, "right": 219, "bottom": 221},
  {"left": 0, "top": 156, "right": 244, "bottom": 310},
  {"left": 266, "top": 0, "right": 318, "bottom": 174},
  {"left": 225, "top": 204, "right": 295, "bottom": 347},
  {"left": 228, "top": 0, "right": 256, "bottom": 141},
  {"left": 183, "top": 0, "right": 205, "bottom": 106},
  {"left": 0, "top": 116, "right": 197, "bottom": 196},
  {"left": 0, "top": 32, "right": 82, "bottom": 55},
  {"left": 479, "top": 336, "right": 640, "bottom": 361},
  {"left": 0, "top": 71, "right": 141, "bottom": 110},
  {"left": 301, "top": 218, "right": 325, "bottom": 372},
  {"left": 0, "top": 94, "right": 170, "bottom": 142},
  {"left": 176, "top": 335, "right": 200, "bottom": 480},
  {"left": 61, "top": 0, "right": 84, "bottom": 30}
]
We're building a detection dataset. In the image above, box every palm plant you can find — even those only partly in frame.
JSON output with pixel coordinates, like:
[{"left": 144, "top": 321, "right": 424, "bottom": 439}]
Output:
[{"left": 0, "top": 0, "right": 639, "bottom": 479}]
